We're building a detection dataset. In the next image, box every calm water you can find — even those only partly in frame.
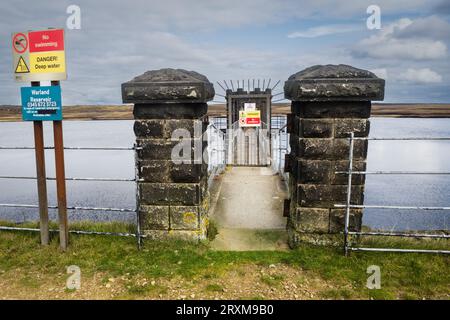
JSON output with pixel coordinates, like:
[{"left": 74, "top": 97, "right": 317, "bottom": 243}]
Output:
[{"left": 0, "top": 118, "right": 449, "bottom": 231}]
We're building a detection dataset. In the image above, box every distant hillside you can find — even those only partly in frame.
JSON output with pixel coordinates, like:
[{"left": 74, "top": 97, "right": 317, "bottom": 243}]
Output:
[{"left": 0, "top": 103, "right": 449, "bottom": 121}]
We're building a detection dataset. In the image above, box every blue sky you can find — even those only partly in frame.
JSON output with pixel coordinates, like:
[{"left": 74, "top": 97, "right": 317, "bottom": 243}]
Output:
[{"left": 1, "top": 0, "right": 449, "bottom": 105}]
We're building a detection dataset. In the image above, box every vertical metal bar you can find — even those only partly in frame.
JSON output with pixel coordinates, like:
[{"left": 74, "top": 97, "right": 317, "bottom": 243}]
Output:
[
  {"left": 279, "top": 132, "right": 282, "bottom": 173},
  {"left": 31, "top": 81, "right": 49, "bottom": 245},
  {"left": 344, "top": 132, "right": 354, "bottom": 256},
  {"left": 134, "top": 143, "right": 142, "bottom": 250},
  {"left": 52, "top": 80, "right": 68, "bottom": 250}
]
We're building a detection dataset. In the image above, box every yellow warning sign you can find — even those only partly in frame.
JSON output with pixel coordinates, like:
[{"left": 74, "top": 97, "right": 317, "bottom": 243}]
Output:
[
  {"left": 30, "top": 51, "right": 65, "bottom": 74},
  {"left": 15, "top": 56, "right": 30, "bottom": 73},
  {"left": 12, "top": 29, "right": 67, "bottom": 82}
]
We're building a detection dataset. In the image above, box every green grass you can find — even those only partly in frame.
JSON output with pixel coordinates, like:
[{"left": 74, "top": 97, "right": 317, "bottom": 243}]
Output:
[
  {"left": 260, "top": 274, "right": 285, "bottom": 287},
  {"left": 205, "top": 283, "right": 224, "bottom": 292},
  {"left": 0, "top": 221, "right": 449, "bottom": 299}
]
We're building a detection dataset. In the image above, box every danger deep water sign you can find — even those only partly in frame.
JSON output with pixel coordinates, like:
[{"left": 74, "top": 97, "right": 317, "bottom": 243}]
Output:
[{"left": 12, "top": 28, "right": 67, "bottom": 82}]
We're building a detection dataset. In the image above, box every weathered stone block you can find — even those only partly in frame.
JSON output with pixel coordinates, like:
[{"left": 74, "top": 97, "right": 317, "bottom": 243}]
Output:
[
  {"left": 297, "top": 184, "right": 364, "bottom": 207},
  {"left": 137, "top": 138, "right": 205, "bottom": 161},
  {"left": 292, "top": 208, "right": 330, "bottom": 233},
  {"left": 133, "top": 103, "right": 208, "bottom": 119},
  {"left": 334, "top": 119, "right": 370, "bottom": 138},
  {"left": 331, "top": 161, "right": 366, "bottom": 185},
  {"left": 134, "top": 119, "right": 207, "bottom": 139},
  {"left": 284, "top": 64, "right": 385, "bottom": 101},
  {"left": 170, "top": 163, "right": 202, "bottom": 183},
  {"left": 138, "top": 160, "right": 170, "bottom": 182},
  {"left": 138, "top": 161, "right": 202, "bottom": 183},
  {"left": 122, "top": 69, "right": 215, "bottom": 104},
  {"left": 298, "top": 138, "right": 368, "bottom": 160},
  {"left": 299, "top": 119, "right": 333, "bottom": 138},
  {"left": 329, "top": 209, "right": 363, "bottom": 233},
  {"left": 166, "top": 119, "right": 207, "bottom": 139},
  {"left": 134, "top": 120, "right": 165, "bottom": 138},
  {"left": 139, "top": 205, "right": 169, "bottom": 229},
  {"left": 137, "top": 139, "right": 178, "bottom": 160},
  {"left": 139, "top": 183, "right": 200, "bottom": 205},
  {"left": 170, "top": 206, "right": 199, "bottom": 230},
  {"left": 296, "top": 159, "right": 330, "bottom": 184},
  {"left": 292, "top": 101, "right": 371, "bottom": 119},
  {"left": 294, "top": 159, "right": 367, "bottom": 185}
]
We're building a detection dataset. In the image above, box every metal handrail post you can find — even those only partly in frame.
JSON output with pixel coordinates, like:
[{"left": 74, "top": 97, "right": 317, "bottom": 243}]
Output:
[
  {"left": 134, "top": 143, "right": 142, "bottom": 250},
  {"left": 344, "top": 132, "right": 355, "bottom": 256}
]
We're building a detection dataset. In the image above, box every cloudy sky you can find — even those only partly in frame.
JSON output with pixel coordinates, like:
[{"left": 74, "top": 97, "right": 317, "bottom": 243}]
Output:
[{"left": 1, "top": 0, "right": 449, "bottom": 105}]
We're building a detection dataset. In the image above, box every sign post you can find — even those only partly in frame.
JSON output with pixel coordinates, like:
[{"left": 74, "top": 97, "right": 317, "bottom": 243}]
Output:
[
  {"left": 52, "top": 80, "right": 68, "bottom": 251},
  {"left": 13, "top": 28, "right": 68, "bottom": 250},
  {"left": 31, "top": 81, "right": 49, "bottom": 245}
]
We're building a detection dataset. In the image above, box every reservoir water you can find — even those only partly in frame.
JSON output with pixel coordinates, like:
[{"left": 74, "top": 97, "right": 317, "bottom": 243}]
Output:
[{"left": 0, "top": 118, "right": 448, "bottom": 231}]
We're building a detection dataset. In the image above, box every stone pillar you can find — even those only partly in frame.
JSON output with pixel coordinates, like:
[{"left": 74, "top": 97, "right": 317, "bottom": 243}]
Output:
[
  {"left": 283, "top": 65, "right": 385, "bottom": 247},
  {"left": 122, "top": 69, "right": 215, "bottom": 241}
]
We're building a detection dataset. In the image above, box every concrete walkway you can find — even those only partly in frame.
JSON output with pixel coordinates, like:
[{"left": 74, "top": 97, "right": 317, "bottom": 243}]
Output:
[{"left": 210, "top": 167, "right": 288, "bottom": 251}]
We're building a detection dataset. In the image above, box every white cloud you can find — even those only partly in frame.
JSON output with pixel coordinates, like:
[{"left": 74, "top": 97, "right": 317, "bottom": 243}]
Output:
[
  {"left": 370, "top": 68, "right": 388, "bottom": 79},
  {"left": 397, "top": 68, "right": 443, "bottom": 83},
  {"left": 395, "top": 15, "right": 450, "bottom": 39},
  {"left": 288, "top": 24, "right": 358, "bottom": 38},
  {"left": 352, "top": 17, "right": 448, "bottom": 60}
]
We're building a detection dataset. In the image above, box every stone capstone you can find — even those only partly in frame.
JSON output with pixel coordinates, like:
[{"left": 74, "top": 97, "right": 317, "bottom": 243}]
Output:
[
  {"left": 122, "top": 69, "right": 215, "bottom": 104},
  {"left": 284, "top": 64, "right": 385, "bottom": 101}
]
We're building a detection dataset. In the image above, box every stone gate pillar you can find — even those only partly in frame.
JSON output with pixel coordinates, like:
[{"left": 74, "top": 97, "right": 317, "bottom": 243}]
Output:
[
  {"left": 283, "top": 65, "right": 385, "bottom": 247},
  {"left": 122, "top": 69, "right": 214, "bottom": 240}
]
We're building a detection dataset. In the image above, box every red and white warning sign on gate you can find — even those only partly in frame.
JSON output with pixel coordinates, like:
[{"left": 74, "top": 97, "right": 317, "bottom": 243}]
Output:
[
  {"left": 239, "top": 110, "right": 261, "bottom": 127},
  {"left": 11, "top": 28, "right": 67, "bottom": 82}
]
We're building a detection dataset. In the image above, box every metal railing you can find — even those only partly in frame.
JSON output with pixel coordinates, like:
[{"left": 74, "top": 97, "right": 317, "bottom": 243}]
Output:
[
  {"left": 207, "top": 122, "right": 226, "bottom": 187},
  {"left": 0, "top": 144, "right": 143, "bottom": 246},
  {"left": 336, "top": 133, "right": 450, "bottom": 255},
  {"left": 271, "top": 123, "right": 290, "bottom": 188},
  {"left": 0, "top": 123, "right": 228, "bottom": 247}
]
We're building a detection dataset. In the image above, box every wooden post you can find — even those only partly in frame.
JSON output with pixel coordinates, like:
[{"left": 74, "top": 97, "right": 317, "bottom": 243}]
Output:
[
  {"left": 31, "top": 81, "right": 49, "bottom": 245},
  {"left": 51, "top": 80, "right": 68, "bottom": 251}
]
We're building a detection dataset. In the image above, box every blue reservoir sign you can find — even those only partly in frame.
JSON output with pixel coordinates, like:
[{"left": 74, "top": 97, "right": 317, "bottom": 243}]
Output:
[{"left": 21, "top": 85, "right": 62, "bottom": 121}]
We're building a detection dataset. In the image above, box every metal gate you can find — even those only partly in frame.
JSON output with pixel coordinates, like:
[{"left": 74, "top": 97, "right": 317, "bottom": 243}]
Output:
[{"left": 226, "top": 121, "right": 270, "bottom": 166}]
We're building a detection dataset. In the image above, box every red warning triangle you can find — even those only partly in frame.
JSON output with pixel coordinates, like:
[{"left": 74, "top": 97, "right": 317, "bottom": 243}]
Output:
[{"left": 15, "top": 56, "right": 30, "bottom": 73}]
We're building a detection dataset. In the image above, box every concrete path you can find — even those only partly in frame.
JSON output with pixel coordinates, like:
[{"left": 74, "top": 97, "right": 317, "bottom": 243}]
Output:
[{"left": 210, "top": 167, "right": 288, "bottom": 251}]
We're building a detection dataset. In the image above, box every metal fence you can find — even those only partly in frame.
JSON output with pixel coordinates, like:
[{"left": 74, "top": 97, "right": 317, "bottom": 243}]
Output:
[
  {"left": 335, "top": 133, "right": 450, "bottom": 255},
  {"left": 271, "top": 123, "right": 290, "bottom": 188},
  {"left": 0, "top": 144, "right": 143, "bottom": 247},
  {"left": 0, "top": 123, "right": 227, "bottom": 248},
  {"left": 207, "top": 122, "right": 226, "bottom": 187}
]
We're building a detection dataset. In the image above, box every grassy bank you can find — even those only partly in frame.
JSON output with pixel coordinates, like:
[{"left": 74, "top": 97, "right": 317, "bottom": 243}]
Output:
[{"left": 0, "top": 221, "right": 448, "bottom": 300}]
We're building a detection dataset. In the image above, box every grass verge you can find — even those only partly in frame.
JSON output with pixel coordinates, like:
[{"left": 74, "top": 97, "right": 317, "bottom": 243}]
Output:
[{"left": 0, "top": 221, "right": 448, "bottom": 300}]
